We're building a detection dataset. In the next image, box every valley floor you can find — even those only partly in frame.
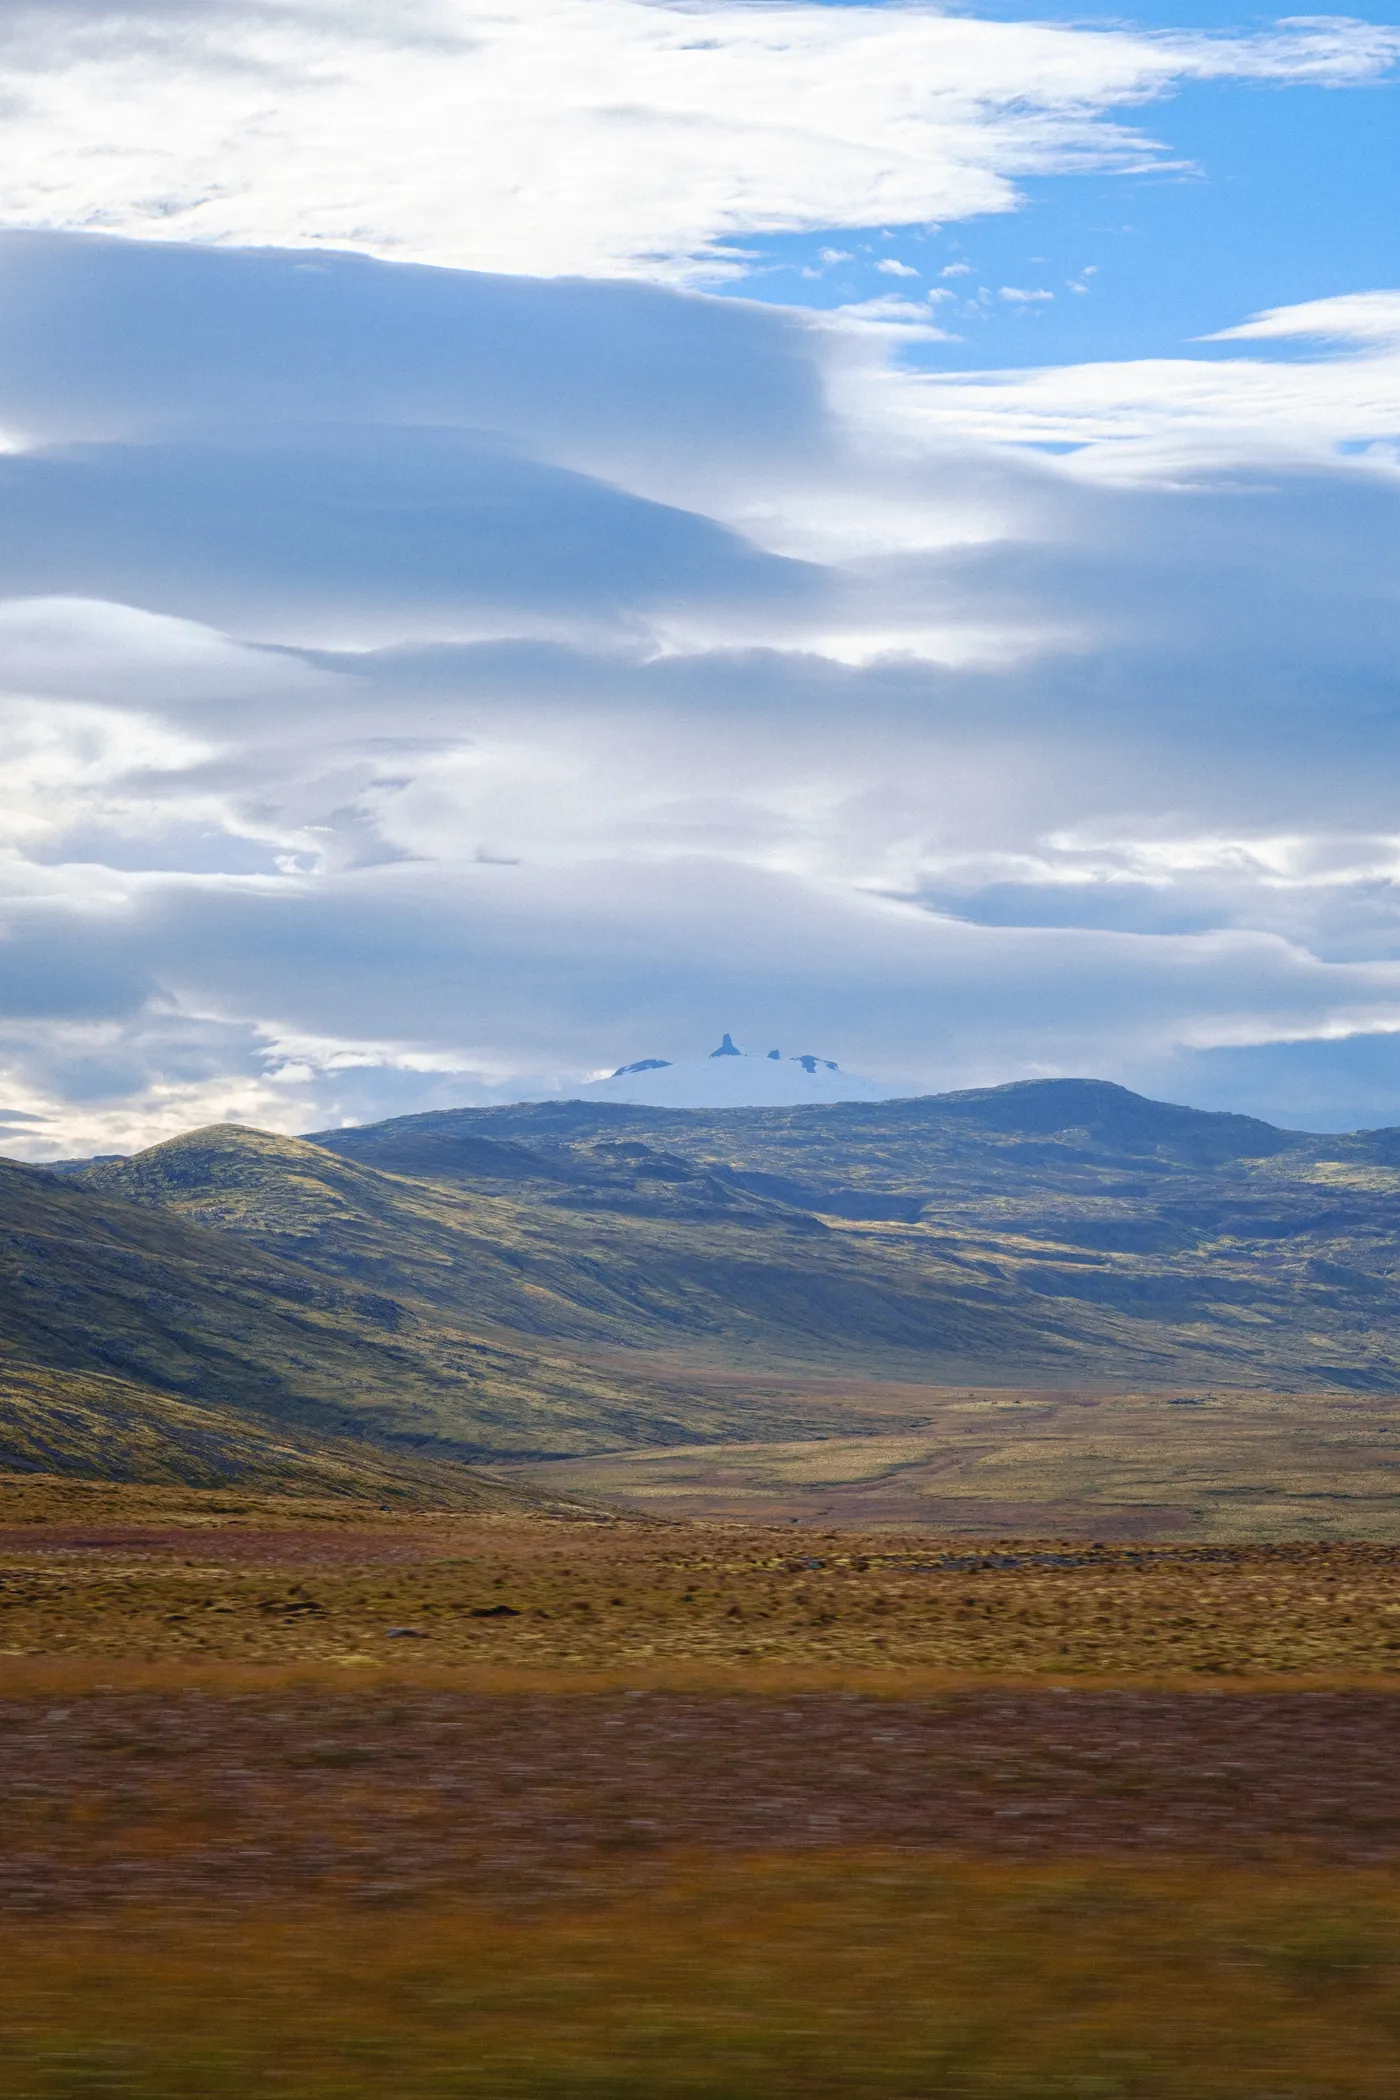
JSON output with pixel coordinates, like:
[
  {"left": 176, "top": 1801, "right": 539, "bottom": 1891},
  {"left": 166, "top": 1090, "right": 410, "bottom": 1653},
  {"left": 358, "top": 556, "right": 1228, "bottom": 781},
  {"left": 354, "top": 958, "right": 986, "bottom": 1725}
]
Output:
[
  {"left": 503, "top": 1381, "right": 1400, "bottom": 1540},
  {"left": 4, "top": 1478, "right": 1400, "bottom": 2096}
]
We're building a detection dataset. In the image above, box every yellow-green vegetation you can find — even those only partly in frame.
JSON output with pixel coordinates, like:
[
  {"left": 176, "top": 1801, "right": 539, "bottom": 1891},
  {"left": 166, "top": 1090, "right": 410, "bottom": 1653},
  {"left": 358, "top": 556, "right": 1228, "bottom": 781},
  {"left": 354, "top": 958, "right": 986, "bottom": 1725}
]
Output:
[
  {"left": 7, "top": 1862, "right": 1400, "bottom": 2098},
  {"left": 517, "top": 1384, "right": 1400, "bottom": 1539},
  {"left": 0, "top": 1471, "right": 521, "bottom": 1529},
  {"left": 72, "top": 1099, "right": 1400, "bottom": 1424},
  {"left": 320, "top": 1081, "right": 1400, "bottom": 1391},
  {"left": 0, "top": 1364, "right": 574, "bottom": 1508},
  {"left": 78, "top": 1124, "right": 1174, "bottom": 1388},
  {"left": 0, "top": 1470, "right": 494, "bottom": 1529},
  {"left": 0, "top": 1144, "right": 874, "bottom": 1467},
  {"left": 11, "top": 1078, "right": 1400, "bottom": 1495}
]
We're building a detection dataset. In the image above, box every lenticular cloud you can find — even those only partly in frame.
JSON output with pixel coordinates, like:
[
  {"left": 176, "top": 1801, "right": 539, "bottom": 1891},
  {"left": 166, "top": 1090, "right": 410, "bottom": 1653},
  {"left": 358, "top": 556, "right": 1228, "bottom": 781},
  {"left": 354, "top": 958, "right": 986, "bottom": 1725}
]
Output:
[{"left": 1, "top": 236, "right": 1400, "bottom": 1154}]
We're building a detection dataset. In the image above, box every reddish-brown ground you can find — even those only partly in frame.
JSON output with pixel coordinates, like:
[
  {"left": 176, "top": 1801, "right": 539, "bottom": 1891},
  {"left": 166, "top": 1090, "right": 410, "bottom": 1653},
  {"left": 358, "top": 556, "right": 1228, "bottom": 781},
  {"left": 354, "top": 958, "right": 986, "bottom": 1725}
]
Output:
[
  {"left": 6, "top": 1481, "right": 1400, "bottom": 2096},
  {"left": 4, "top": 1685, "right": 1400, "bottom": 1916}
]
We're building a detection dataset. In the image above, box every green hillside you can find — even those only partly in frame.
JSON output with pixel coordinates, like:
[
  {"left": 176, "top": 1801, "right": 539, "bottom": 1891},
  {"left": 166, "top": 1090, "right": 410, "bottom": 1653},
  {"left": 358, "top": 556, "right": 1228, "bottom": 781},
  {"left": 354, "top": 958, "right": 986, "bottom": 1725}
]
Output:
[
  {"left": 313, "top": 1077, "right": 1355, "bottom": 1212},
  {"left": 306, "top": 1081, "right": 1400, "bottom": 1393},
  {"left": 81, "top": 1094, "right": 1400, "bottom": 1394},
  {"left": 6, "top": 1132, "right": 1061, "bottom": 1465},
  {"left": 315, "top": 1077, "right": 1310, "bottom": 1190},
  {"left": 0, "top": 1149, "right": 792, "bottom": 1463},
  {"left": 4, "top": 1078, "right": 1399, "bottom": 1491},
  {"left": 0, "top": 1360, "right": 543, "bottom": 1507},
  {"left": 76, "top": 1124, "right": 1123, "bottom": 1385}
]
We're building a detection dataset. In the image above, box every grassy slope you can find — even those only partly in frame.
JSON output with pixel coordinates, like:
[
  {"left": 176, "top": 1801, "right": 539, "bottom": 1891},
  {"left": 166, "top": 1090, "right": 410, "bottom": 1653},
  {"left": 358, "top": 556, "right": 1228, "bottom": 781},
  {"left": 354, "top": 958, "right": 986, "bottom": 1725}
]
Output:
[
  {"left": 9, "top": 1135, "right": 1081, "bottom": 1464},
  {"left": 9, "top": 1076, "right": 1400, "bottom": 1491},
  {"left": 310, "top": 1084, "right": 1400, "bottom": 1390},
  {"left": 0, "top": 1361, "right": 547, "bottom": 1507},
  {"left": 80, "top": 1118, "right": 1398, "bottom": 1398},
  {"left": 0, "top": 1152, "right": 780, "bottom": 1463},
  {"left": 80, "top": 1127, "right": 1151, "bottom": 1379}
]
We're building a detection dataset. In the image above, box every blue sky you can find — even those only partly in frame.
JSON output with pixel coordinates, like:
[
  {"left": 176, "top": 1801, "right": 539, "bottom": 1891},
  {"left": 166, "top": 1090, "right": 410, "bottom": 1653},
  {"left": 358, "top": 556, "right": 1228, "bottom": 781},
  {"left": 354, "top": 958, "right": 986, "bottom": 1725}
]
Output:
[
  {"left": 0, "top": 0, "right": 1397, "bottom": 1152},
  {"left": 740, "top": 63, "right": 1400, "bottom": 369}
]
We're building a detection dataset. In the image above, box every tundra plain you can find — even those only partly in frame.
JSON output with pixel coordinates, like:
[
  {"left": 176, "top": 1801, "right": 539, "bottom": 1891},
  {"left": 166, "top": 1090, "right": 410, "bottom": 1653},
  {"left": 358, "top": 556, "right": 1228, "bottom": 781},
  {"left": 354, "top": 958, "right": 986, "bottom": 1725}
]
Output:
[{"left": 4, "top": 1480, "right": 1400, "bottom": 2097}]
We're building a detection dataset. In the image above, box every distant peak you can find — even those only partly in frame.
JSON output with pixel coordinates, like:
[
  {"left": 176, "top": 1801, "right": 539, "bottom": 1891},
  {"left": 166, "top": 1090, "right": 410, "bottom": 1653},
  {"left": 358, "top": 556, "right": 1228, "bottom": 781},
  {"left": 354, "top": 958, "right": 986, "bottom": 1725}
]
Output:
[
  {"left": 710, "top": 1033, "right": 742, "bottom": 1058},
  {"left": 767, "top": 1049, "right": 781, "bottom": 1060},
  {"left": 794, "top": 1054, "right": 838, "bottom": 1074},
  {"left": 610, "top": 1058, "right": 672, "bottom": 1077}
]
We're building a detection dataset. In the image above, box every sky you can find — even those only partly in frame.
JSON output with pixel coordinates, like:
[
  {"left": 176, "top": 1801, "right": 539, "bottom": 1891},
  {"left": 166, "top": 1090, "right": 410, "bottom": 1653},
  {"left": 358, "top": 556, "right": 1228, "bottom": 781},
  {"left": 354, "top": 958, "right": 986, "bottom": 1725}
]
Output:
[{"left": 0, "top": 0, "right": 1397, "bottom": 1155}]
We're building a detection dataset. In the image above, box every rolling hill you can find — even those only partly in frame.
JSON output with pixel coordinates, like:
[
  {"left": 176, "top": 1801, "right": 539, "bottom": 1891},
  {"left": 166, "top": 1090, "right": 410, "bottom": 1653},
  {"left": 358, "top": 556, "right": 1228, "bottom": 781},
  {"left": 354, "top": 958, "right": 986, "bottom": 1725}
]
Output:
[
  {"left": 4, "top": 1078, "right": 1400, "bottom": 1500},
  {"left": 0, "top": 1360, "right": 549, "bottom": 1508},
  {"left": 73, "top": 1121, "right": 1131, "bottom": 1398},
  {"left": 305, "top": 1079, "right": 1400, "bottom": 1392},
  {"left": 0, "top": 1144, "right": 845, "bottom": 1467}
]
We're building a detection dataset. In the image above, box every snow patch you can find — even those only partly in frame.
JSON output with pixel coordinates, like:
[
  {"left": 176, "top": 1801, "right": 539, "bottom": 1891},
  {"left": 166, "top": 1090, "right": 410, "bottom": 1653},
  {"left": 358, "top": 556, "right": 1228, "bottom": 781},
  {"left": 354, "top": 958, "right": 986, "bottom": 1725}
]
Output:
[{"left": 566, "top": 1037, "right": 905, "bottom": 1107}]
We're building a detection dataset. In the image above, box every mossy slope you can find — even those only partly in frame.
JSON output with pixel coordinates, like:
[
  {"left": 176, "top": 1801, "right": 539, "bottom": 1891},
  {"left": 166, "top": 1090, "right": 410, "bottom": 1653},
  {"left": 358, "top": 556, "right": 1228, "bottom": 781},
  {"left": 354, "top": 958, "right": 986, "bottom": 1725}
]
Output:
[
  {"left": 10, "top": 1074, "right": 1400, "bottom": 1489},
  {"left": 0, "top": 1361, "right": 536, "bottom": 1506}
]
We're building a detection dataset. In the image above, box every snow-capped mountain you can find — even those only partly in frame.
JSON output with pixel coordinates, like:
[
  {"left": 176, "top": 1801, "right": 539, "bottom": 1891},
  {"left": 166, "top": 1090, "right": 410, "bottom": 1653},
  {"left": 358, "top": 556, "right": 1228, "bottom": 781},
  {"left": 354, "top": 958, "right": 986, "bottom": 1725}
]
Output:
[{"left": 565, "top": 1034, "right": 907, "bottom": 1108}]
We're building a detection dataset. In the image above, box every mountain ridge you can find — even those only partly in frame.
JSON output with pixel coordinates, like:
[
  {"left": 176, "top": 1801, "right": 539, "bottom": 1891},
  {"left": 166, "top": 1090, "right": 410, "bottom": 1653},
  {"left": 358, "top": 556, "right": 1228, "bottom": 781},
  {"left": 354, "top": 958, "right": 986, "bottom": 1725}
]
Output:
[
  {"left": 6, "top": 1075, "right": 1400, "bottom": 1503},
  {"left": 310, "top": 1075, "right": 1325, "bottom": 1178}
]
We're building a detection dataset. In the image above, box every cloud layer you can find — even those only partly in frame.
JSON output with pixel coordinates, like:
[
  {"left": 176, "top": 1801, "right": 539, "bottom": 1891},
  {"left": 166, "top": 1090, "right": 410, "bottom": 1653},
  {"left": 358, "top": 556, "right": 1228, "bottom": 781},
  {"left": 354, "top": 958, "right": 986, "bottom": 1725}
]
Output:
[{"left": 0, "top": 223, "right": 1398, "bottom": 1151}]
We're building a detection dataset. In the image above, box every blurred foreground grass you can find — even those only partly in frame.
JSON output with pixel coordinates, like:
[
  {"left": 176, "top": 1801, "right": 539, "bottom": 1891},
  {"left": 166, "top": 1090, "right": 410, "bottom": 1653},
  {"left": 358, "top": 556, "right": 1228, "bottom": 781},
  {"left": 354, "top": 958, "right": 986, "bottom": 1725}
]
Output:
[
  {"left": 9, "top": 1484, "right": 1400, "bottom": 2097},
  {"left": 7, "top": 1856, "right": 1400, "bottom": 2098}
]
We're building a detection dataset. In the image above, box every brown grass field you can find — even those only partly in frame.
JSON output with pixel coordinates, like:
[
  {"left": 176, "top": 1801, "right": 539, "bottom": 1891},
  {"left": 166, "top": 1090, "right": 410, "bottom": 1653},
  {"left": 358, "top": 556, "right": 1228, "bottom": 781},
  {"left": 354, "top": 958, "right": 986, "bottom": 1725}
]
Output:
[
  {"left": 502, "top": 1381, "right": 1400, "bottom": 1539},
  {"left": 5, "top": 1472, "right": 1400, "bottom": 2095}
]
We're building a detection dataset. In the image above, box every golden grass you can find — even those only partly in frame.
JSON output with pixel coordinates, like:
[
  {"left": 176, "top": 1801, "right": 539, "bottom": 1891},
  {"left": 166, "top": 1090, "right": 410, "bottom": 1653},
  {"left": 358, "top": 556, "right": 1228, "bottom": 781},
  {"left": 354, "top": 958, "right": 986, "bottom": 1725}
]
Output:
[
  {"left": 509, "top": 1386, "right": 1400, "bottom": 1538},
  {"left": 0, "top": 1470, "right": 472, "bottom": 1528},
  {"left": 10, "top": 1657, "right": 1400, "bottom": 1699},
  {"left": 6, "top": 1488, "right": 1400, "bottom": 1678},
  {"left": 0, "top": 1365, "right": 520, "bottom": 1507},
  {"left": 7, "top": 1856, "right": 1400, "bottom": 2097},
  {"left": 8, "top": 1486, "right": 1400, "bottom": 2096}
]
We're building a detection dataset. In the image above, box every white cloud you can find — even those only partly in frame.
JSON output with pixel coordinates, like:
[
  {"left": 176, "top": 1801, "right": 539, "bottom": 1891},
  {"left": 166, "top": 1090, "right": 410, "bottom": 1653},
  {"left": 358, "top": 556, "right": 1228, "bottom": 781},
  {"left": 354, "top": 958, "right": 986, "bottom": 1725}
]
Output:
[
  {"left": 877, "top": 258, "right": 920, "bottom": 278},
  {"left": 999, "top": 285, "right": 1053, "bottom": 302},
  {"left": 0, "top": 693, "right": 218, "bottom": 856},
  {"left": 857, "top": 288, "right": 1400, "bottom": 485},
  {"left": 11, "top": 849, "right": 1400, "bottom": 1156},
  {"left": 0, "top": 240, "right": 1398, "bottom": 1143},
  {"left": 822, "top": 295, "right": 954, "bottom": 344},
  {"left": 0, "top": 597, "right": 329, "bottom": 702},
  {"left": 1206, "top": 290, "right": 1400, "bottom": 345},
  {"left": 0, "top": 1, "right": 1391, "bottom": 279}
]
